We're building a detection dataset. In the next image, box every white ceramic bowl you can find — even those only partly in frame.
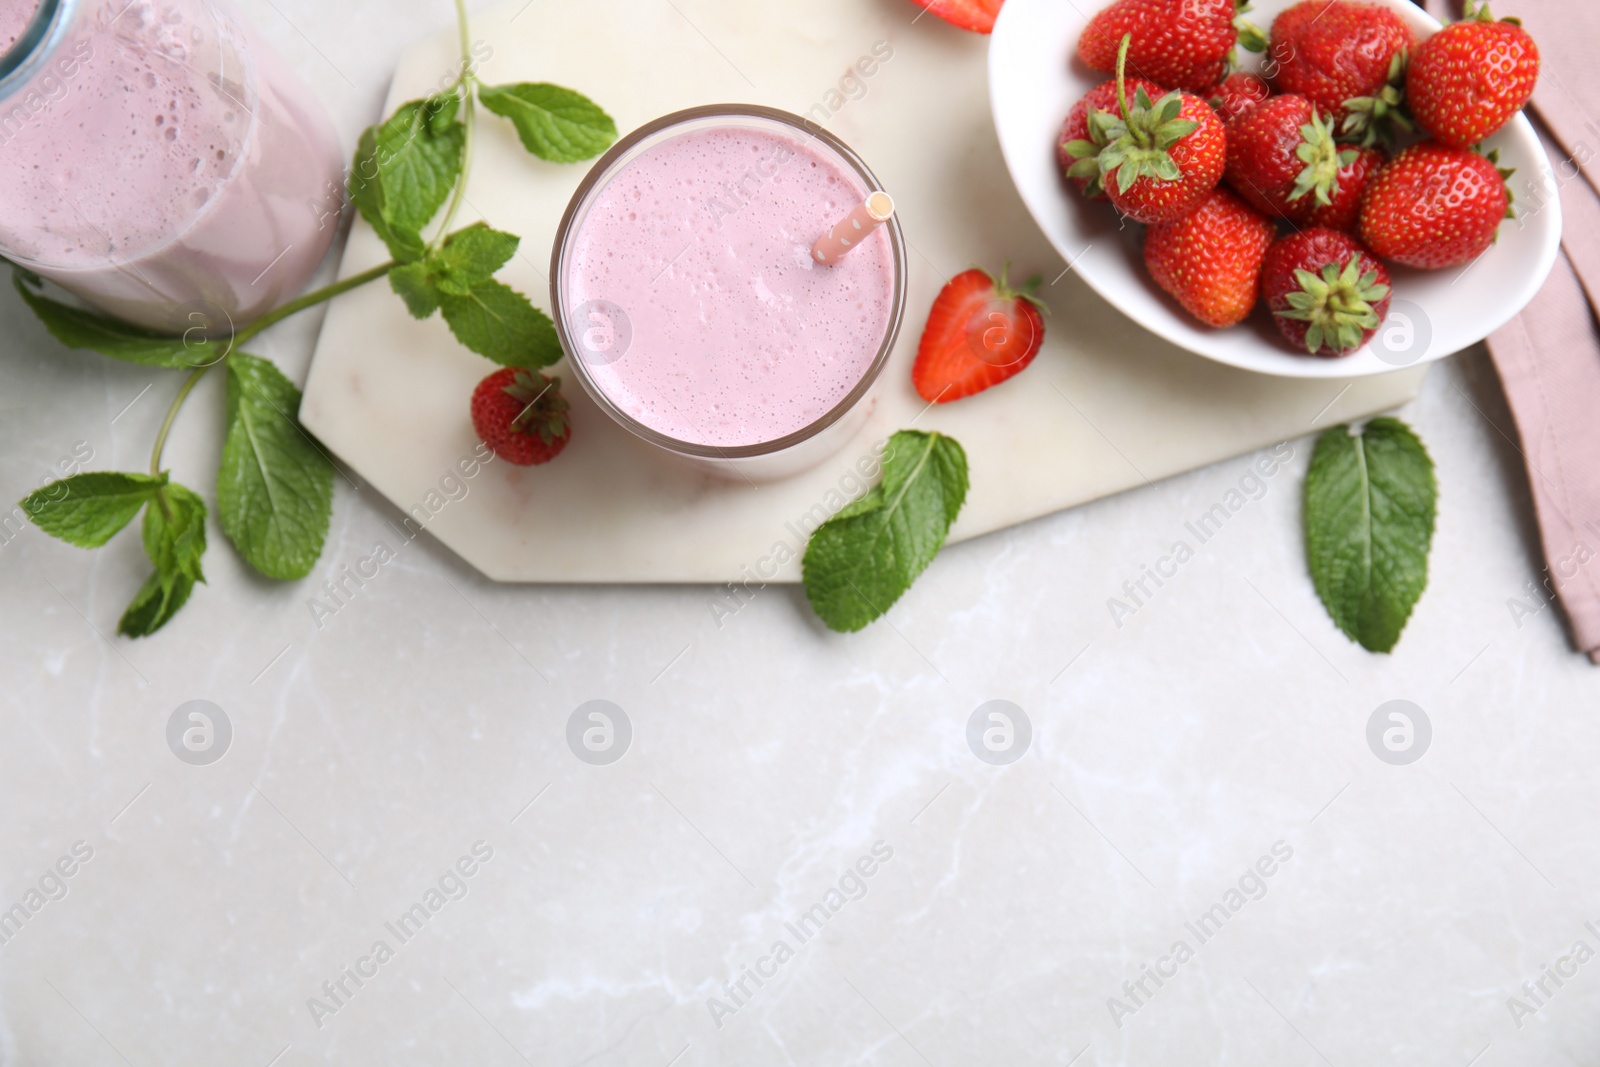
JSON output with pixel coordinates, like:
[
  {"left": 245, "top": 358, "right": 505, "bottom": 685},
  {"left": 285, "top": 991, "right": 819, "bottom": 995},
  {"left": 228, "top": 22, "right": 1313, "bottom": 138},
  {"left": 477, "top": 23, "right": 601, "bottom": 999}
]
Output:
[{"left": 988, "top": 0, "right": 1563, "bottom": 378}]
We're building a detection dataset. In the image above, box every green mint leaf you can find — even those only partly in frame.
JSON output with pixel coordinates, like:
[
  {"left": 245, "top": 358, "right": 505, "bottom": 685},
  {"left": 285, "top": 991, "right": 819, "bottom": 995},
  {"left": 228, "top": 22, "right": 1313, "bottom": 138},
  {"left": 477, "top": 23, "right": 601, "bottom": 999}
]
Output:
[
  {"left": 20, "top": 471, "right": 168, "bottom": 548},
  {"left": 217, "top": 353, "right": 335, "bottom": 581},
  {"left": 351, "top": 135, "right": 428, "bottom": 263},
  {"left": 389, "top": 261, "right": 441, "bottom": 318},
  {"left": 119, "top": 482, "right": 208, "bottom": 637},
  {"left": 1304, "top": 418, "right": 1437, "bottom": 653},
  {"left": 350, "top": 94, "right": 465, "bottom": 260},
  {"left": 118, "top": 569, "right": 195, "bottom": 638},
  {"left": 801, "top": 431, "right": 969, "bottom": 633},
  {"left": 14, "top": 273, "right": 222, "bottom": 368},
  {"left": 478, "top": 83, "right": 618, "bottom": 163},
  {"left": 388, "top": 225, "right": 523, "bottom": 319},
  {"left": 425, "top": 90, "right": 461, "bottom": 131},
  {"left": 375, "top": 96, "right": 466, "bottom": 232},
  {"left": 438, "top": 278, "right": 562, "bottom": 367},
  {"left": 144, "top": 483, "right": 207, "bottom": 584},
  {"left": 372, "top": 96, "right": 466, "bottom": 232},
  {"left": 432, "top": 273, "right": 474, "bottom": 298},
  {"left": 435, "top": 223, "right": 520, "bottom": 289}
]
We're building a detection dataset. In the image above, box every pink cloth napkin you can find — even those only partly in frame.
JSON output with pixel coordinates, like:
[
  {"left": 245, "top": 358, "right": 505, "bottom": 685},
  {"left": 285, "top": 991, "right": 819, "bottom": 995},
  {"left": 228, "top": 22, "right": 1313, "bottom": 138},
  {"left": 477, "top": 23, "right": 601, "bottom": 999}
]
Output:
[{"left": 1421, "top": 0, "right": 1600, "bottom": 660}]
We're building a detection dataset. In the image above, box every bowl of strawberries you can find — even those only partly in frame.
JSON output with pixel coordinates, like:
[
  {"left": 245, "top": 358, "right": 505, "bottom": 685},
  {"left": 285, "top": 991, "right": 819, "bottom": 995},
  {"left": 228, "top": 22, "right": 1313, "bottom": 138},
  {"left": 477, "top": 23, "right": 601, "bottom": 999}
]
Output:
[{"left": 989, "top": 0, "right": 1561, "bottom": 378}]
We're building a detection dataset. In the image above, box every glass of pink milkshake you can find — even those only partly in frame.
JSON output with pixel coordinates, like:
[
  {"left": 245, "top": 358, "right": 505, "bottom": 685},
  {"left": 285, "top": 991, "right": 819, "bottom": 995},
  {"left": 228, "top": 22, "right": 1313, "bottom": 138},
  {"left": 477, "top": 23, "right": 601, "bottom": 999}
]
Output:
[
  {"left": 552, "top": 105, "right": 907, "bottom": 482},
  {"left": 0, "top": 0, "right": 345, "bottom": 333}
]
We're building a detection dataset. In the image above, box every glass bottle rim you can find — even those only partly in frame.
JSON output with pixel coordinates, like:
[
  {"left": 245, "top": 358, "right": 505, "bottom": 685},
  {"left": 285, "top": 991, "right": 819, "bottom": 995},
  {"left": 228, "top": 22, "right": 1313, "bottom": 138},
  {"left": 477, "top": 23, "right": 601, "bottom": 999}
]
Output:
[
  {"left": 549, "top": 103, "right": 909, "bottom": 462},
  {"left": 0, "top": 0, "right": 74, "bottom": 100}
]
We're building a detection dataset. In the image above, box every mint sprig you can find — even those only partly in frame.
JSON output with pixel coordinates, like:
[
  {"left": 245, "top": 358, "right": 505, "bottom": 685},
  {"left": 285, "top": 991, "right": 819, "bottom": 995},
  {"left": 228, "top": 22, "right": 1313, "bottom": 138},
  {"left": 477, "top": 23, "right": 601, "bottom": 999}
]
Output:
[
  {"left": 352, "top": 79, "right": 614, "bottom": 367},
  {"left": 1304, "top": 418, "right": 1437, "bottom": 653},
  {"left": 802, "top": 431, "right": 970, "bottom": 633},
  {"left": 20, "top": 470, "right": 209, "bottom": 637},
  {"left": 10, "top": 0, "right": 614, "bottom": 637}
]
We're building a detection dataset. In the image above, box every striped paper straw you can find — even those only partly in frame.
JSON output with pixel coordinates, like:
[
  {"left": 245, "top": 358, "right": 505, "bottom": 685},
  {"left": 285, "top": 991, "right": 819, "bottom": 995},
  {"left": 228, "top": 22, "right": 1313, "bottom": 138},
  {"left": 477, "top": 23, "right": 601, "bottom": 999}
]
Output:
[{"left": 812, "top": 192, "right": 895, "bottom": 266}]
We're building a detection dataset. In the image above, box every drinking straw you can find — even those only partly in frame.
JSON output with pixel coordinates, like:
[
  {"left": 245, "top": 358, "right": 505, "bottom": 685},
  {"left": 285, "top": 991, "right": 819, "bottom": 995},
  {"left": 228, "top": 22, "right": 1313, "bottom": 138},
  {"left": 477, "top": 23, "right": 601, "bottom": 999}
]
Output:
[{"left": 812, "top": 192, "right": 895, "bottom": 266}]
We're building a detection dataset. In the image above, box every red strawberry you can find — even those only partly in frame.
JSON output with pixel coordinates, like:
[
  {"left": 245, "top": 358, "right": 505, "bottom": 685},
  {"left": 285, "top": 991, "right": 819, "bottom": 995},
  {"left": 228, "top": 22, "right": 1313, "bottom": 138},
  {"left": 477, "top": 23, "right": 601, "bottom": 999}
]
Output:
[
  {"left": 1306, "top": 144, "right": 1387, "bottom": 232},
  {"left": 1144, "top": 186, "right": 1277, "bottom": 328},
  {"left": 1261, "top": 229, "right": 1392, "bottom": 357},
  {"left": 912, "top": 266, "right": 1047, "bottom": 403},
  {"left": 1267, "top": 0, "right": 1414, "bottom": 144},
  {"left": 1225, "top": 95, "right": 1356, "bottom": 222},
  {"left": 1059, "top": 76, "right": 1169, "bottom": 199},
  {"left": 1407, "top": 0, "right": 1539, "bottom": 149},
  {"left": 471, "top": 368, "right": 572, "bottom": 466},
  {"left": 1207, "top": 71, "right": 1271, "bottom": 125},
  {"left": 1091, "top": 37, "right": 1227, "bottom": 225},
  {"left": 1079, "top": 0, "right": 1262, "bottom": 93},
  {"left": 908, "top": 0, "right": 1002, "bottom": 33},
  {"left": 1359, "top": 141, "right": 1511, "bottom": 269}
]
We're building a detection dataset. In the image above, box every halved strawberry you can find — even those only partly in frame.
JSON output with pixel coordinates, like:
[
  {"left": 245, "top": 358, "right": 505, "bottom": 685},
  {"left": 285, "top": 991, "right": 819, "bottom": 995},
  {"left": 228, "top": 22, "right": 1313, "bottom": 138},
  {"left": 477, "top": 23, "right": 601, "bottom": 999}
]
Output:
[
  {"left": 908, "top": 0, "right": 1003, "bottom": 34},
  {"left": 912, "top": 266, "right": 1047, "bottom": 403}
]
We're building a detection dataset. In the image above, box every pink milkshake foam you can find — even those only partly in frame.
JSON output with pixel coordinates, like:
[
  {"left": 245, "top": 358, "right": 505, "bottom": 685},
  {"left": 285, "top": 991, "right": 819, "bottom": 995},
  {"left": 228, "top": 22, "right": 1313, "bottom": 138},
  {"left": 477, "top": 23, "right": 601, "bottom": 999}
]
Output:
[{"left": 565, "top": 125, "right": 895, "bottom": 449}]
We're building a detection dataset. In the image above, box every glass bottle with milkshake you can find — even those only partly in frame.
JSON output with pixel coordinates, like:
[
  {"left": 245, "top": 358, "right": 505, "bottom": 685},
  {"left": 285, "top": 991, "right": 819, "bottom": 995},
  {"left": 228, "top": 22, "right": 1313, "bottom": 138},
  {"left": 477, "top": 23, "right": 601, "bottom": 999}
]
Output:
[{"left": 0, "top": 0, "right": 345, "bottom": 333}]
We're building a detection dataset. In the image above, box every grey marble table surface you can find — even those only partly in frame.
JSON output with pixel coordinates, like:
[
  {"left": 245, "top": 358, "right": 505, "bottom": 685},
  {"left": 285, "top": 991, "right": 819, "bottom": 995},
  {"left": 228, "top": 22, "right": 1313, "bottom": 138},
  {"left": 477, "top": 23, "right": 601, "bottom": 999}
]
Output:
[{"left": 1, "top": 2, "right": 1598, "bottom": 1065}]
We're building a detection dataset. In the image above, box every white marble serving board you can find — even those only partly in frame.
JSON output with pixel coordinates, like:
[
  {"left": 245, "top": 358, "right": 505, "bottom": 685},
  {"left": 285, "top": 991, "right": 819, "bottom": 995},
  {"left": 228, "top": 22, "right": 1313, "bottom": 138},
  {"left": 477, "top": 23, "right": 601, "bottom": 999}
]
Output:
[{"left": 300, "top": 0, "right": 1427, "bottom": 584}]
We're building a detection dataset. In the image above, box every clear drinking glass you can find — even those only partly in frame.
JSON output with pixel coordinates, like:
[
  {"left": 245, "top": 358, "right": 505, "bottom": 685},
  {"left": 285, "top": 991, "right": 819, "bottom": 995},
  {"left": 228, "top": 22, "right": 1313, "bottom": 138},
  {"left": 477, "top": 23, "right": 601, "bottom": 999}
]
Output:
[
  {"left": 0, "top": 0, "right": 346, "bottom": 332},
  {"left": 551, "top": 105, "right": 907, "bottom": 483}
]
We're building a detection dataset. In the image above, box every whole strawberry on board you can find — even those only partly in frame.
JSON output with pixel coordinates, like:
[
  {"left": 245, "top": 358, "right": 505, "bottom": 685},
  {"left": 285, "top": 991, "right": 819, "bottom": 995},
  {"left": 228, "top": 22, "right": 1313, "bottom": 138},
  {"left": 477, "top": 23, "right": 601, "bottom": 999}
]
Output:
[
  {"left": 1267, "top": 0, "right": 1415, "bottom": 145},
  {"left": 906, "top": 0, "right": 1004, "bottom": 33},
  {"left": 1144, "top": 186, "right": 1277, "bottom": 329},
  {"left": 1224, "top": 95, "right": 1357, "bottom": 223},
  {"left": 1079, "top": 0, "right": 1266, "bottom": 93},
  {"left": 1207, "top": 71, "right": 1271, "bottom": 125},
  {"left": 1059, "top": 76, "right": 1169, "bottom": 198},
  {"left": 912, "top": 266, "right": 1047, "bottom": 404},
  {"left": 1408, "top": 0, "right": 1539, "bottom": 149},
  {"left": 1261, "top": 229, "right": 1392, "bottom": 357},
  {"left": 1085, "top": 36, "right": 1228, "bottom": 225},
  {"left": 1306, "top": 144, "right": 1388, "bottom": 233},
  {"left": 1360, "top": 141, "right": 1512, "bottom": 269},
  {"left": 471, "top": 368, "right": 572, "bottom": 465}
]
